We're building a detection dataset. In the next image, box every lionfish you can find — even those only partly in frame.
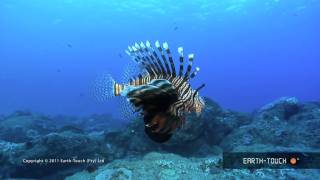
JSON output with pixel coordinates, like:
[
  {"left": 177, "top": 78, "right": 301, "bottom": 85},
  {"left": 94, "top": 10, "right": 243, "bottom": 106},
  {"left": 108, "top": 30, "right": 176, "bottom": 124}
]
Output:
[{"left": 96, "top": 40, "right": 205, "bottom": 143}]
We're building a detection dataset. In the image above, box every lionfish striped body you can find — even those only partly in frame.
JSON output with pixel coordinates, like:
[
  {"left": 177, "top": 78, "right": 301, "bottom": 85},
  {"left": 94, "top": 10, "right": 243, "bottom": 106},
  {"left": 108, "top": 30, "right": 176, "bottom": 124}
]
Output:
[{"left": 109, "top": 40, "right": 205, "bottom": 142}]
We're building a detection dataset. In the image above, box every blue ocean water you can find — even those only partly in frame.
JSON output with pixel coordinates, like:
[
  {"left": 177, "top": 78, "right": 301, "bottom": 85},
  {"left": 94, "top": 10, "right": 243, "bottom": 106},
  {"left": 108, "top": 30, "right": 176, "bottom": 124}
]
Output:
[{"left": 0, "top": 0, "right": 319, "bottom": 117}]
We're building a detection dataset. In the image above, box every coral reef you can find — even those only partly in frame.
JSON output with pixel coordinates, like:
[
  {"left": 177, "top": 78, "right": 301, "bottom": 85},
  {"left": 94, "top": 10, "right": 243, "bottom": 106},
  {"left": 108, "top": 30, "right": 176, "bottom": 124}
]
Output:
[
  {"left": 103, "top": 97, "right": 251, "bottom": 156},
  {"left": 220, "top": 97, "right": 320, "bottom": 151},
  {"left": 0, "top": 97, "right": 320, "bottom": 179},
  {"left": 66, "top": 152, "right": 319, "bottom": 180},
  {"left": 0, "top": 131, "right": 108, "bottom": 178},
  {"left": 0, "top": 111, "right": 57, "bottom": 143},
  {"left": 0, "top": 113, "right": 121, "bottom": 178}
]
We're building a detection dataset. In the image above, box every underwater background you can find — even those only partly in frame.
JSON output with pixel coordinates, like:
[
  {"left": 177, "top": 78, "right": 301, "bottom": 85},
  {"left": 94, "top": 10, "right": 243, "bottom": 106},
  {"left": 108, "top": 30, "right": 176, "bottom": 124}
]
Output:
[
  {"left": 1, "top": 0, "right": 319, "bottom": 117},
  {"left": 1, "top": 0, "right": 320, "bottom": 179}
]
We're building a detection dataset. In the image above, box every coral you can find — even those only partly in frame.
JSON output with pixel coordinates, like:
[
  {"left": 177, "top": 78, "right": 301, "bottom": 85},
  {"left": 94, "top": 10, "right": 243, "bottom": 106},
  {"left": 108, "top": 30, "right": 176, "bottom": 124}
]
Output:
[
  {"left": 95, "top": 168, "right": 132, "bottom": 180},
  {"left": 66, "top": 152, "right": 320, "bottom": 180},
  {"left": 158, "top": 169, "right": 179, "bottom": 180},
  {"left": 0, "top": 112, "right": 57, "bottom": 143},
  {"left": 259, "top": 97, "right": 300, "bottom": 120},
  {"left": 0, "top": 131, "right": 110, "bottom": 178},
  {"left": 1, "top": 96, "right": 320, "bottom": 179},
  {"left": 220, "top": 97, "right": 320, "bottom": 151},
  {"left": 102, "top": 97, "right": 251, "bottom": 156}
]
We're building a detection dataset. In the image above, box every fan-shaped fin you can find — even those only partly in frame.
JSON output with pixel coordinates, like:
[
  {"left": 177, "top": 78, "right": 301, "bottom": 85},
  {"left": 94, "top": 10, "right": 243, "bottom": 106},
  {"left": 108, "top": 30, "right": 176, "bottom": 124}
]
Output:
[
  {"left": 184, "top": 54, "right": 194, "bottom": 80},
  {"left": 155, "top": 40, "right": 171, "bottom": 75},
  {"left": 139, "top": 42, "right": 161, "bottom": 75},
  {"left": 126, "top": 44, "right": 155, "bottom": 76},
  {"left": 163, "top": 42, "right": 176, "bottom": 77},
  {"left": 126, "top": 41, "right": 183, "bottom": 78},
  {"left": 190, "top": 67, "right": 200, "bottom": 79},
  {"left": 178, "top": 47, "right": 184, "bottom": 77},
  {"left": 146, "top": 41, "right": 166, "bottom": 75}
]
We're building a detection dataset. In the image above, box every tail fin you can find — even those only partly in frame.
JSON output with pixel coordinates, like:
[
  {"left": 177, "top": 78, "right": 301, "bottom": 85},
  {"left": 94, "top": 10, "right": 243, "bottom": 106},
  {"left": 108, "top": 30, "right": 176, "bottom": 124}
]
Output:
[{"left": 92, "top": 73, "right": 122, "bottom": 102}]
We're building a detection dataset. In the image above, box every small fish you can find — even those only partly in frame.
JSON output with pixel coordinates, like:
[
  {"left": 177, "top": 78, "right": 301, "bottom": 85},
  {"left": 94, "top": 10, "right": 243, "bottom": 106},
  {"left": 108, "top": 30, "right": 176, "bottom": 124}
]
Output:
[
  {"left": 174, "top": 26, "right": 178, "bottom": 31},
  {"left": 95, "top": 40, "right": 205, "bottom": 143},
  {"left": 118, "top": 53, "right": 123, "bottom": 58},
  {"left": 67, "top": 43, "right": 72, "bottom": 48}
]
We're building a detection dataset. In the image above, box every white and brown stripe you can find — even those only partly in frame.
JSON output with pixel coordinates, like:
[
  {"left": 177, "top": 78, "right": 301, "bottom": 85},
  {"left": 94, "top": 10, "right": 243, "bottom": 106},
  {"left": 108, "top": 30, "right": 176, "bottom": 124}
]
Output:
[{"left": 118, "top": 40, "right": 205, "bottom": 117}]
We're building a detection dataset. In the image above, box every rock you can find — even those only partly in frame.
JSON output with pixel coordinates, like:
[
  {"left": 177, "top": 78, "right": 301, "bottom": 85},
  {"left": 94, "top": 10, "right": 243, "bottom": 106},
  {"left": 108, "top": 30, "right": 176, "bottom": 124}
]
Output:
[
  {"left": 204, "top": 109, "right": 251, "bottom": 145},
  {"left": 0, "top": 111, "right": 58, "bottom": 143},
  {"left": 0, "top": 140, "right": 24, "bottom": 178},
  {"left": 169, "top": 113, "right": 206, "bottom": 144},
  {"left": 77, "top": 113, "right": 124, "bottom": 133},
  {"left": 57, "top": 125, "right": 85, "bottom": 134},
  {"left": 259, "top": 97, "right": 300, "bottom": 120},
  {"left": 0, "top": 111, "right": 122, "bottom": 143},
  {"left": 220, "top": 97, "right": 320, "bottom": 151},
  {"left": 1, "top": 131, "right": 109, "bottom": 179},
  {"left": 95, "top": 168, "right": 132, "bottom": 180},
  {"left": 232, "top": 144, "right": 316, "bottom": 152},
  {"left": 103, "top": 119, "right": 165, "bottom": 159},
  {"left": 159, "top": 168, "right": 179, "bottom": 180},
  {"left": 2, "top": 97, "right": 320, "bottom": 179},
  {"left": 66, "top": 152, "right": 319, "bottom": 180},
  {"left": 102, "top": 97, "right": 251, "bottom": 156},
  {"left": 167, "top": 97, "right": 224, "bottom": 144}
]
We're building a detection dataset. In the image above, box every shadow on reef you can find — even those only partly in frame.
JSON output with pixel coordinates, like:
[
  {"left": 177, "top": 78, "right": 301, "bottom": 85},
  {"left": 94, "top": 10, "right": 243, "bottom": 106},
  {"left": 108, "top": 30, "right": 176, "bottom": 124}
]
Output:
[{"left": 1, "top": 97, "right": 320, "bottom": 179}]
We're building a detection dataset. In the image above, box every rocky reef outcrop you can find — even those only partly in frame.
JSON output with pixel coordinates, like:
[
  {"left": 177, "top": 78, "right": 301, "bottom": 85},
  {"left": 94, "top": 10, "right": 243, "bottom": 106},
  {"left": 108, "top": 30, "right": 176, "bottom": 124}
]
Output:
[
  {"left": 220, "top": 97, "right": 320, "bottom": 151},
  {"left": 1, "top": 97, "right": 320, "bottom": 179},
  {"left": 0, "top": 112, "right": 121, "bottom": 178},
  {"left": 0, "top": 111, "right": 57, "bottom": 143},
  {"left": 66, "top": 152, "right": 319, "bottom": 180},
  {"left": 0, "top": 131, "right": 109, "bottom": 178},
  {"left": 104, "top": 97, "right": 251, "bottom": 156}
]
